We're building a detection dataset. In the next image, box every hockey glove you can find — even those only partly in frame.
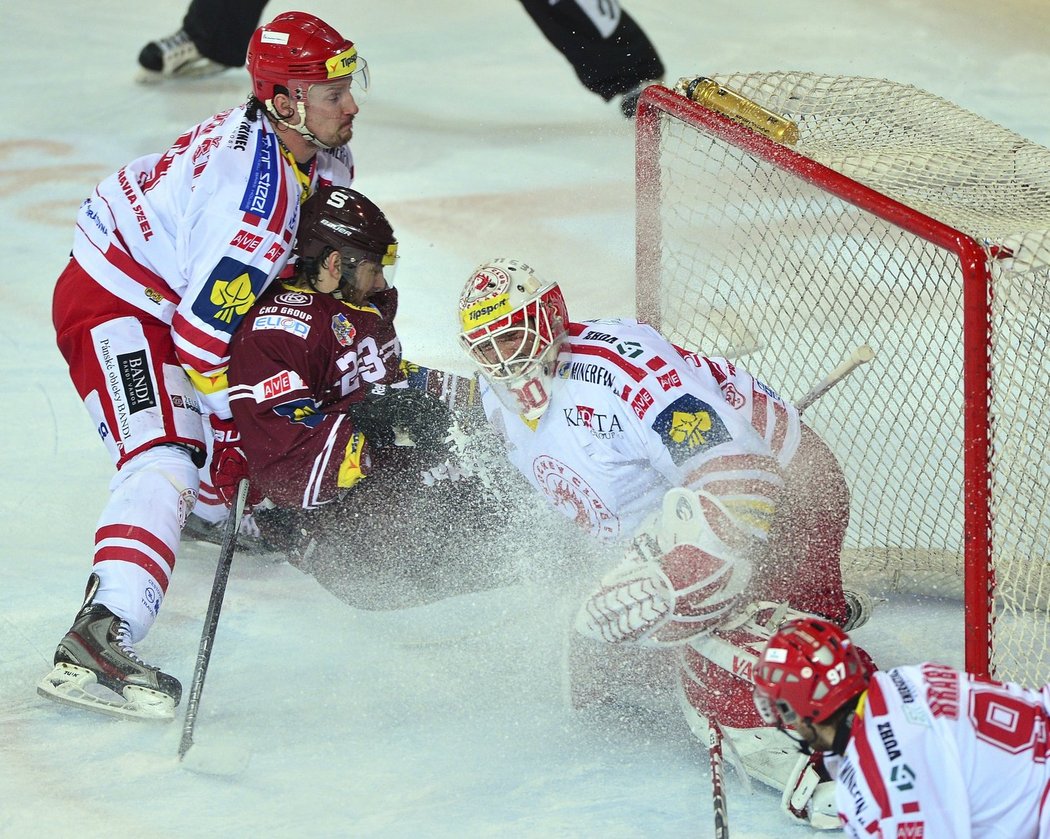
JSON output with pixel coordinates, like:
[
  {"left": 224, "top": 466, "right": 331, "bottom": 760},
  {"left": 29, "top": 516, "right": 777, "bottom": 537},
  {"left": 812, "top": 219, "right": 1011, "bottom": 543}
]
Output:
[
  {"left": 783, "top": 752, "right": 839, "bottom": 829},
  {"left": 345, "top": 385, "right": 453, "bottom": 451},
  {"left": 209, "top": 415, "right": 249, "bottom": 507},
  {"left": 575, "top": 489, "right": 751, "bottom": 646}
]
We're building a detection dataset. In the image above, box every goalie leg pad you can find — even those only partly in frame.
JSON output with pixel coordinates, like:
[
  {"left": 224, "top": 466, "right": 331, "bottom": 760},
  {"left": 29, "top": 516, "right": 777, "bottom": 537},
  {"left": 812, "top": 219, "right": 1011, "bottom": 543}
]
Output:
[
  {"left": 676, "top": 601, "right": 840, "bottom": 828},
  {"left": 784, "top": 752, "right": 840, "bottom": 830},
  {"left": 760, "top": 426, "right": 851, "bottom": 623}
]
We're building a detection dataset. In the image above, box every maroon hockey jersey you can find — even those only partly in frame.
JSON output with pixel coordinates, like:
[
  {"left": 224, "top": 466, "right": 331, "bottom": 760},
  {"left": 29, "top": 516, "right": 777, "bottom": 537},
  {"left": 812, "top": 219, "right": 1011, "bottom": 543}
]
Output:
[{"left": 227, "top": 281, "right": 402, "bottom": 509}]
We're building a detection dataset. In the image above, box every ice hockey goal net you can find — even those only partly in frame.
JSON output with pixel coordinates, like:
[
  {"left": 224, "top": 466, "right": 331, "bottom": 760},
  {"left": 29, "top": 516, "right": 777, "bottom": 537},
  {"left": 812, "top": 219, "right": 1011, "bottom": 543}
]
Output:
[{"left": 636, "top": 73, "right": 1050, "bottom": 683}]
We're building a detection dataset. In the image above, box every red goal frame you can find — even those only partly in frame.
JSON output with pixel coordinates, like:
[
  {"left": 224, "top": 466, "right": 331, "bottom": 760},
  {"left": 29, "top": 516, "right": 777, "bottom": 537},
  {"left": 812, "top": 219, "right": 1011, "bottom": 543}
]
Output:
[{"left": 634, "top": 84, "right": 994, "bottom": 676}]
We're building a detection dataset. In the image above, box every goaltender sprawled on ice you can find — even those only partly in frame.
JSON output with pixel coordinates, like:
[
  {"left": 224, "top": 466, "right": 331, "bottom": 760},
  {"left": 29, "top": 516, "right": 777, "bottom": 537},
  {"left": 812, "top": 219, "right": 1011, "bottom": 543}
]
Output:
[{"left": 456, "top": 256, "right": 876, "bottom": 830}]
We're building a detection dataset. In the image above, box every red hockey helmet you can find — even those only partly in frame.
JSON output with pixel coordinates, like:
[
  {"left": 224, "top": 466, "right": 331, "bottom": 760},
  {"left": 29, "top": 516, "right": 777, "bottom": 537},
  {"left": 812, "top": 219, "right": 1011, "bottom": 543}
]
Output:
[
  {"left": 247, "top": 12, "right": 368, "bottom": 104},
  {"left": 753, "top": 617, "right": 871, "bottom": 726}
]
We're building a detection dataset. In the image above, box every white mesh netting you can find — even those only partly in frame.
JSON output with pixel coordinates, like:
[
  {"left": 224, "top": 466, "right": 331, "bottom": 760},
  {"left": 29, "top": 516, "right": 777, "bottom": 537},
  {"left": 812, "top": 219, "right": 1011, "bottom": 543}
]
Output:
[{"left": 639, "top": 72, "right": 1050, "bottom": 682}]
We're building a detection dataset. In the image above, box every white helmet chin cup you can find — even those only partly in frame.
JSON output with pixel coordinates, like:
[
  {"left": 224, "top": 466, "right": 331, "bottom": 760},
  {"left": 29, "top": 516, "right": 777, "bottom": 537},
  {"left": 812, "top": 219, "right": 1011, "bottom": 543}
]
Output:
[{"left": 457, "top": 258, "right": 569, "bottom": 419}]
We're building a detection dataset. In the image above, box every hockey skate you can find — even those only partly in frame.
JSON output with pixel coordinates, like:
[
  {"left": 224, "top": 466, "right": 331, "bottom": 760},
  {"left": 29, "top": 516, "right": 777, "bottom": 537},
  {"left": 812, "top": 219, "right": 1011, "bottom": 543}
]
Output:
[
  {"left": 182, "top": 510, "right": 271, "bottom": 555},
  {"left": 136, "top": 29, "right": 225, "bottom": 83},
  {"left": 37, "top": 575, "right": 181, "bottom": 722},
  {"left": 619, "top": 78, "right": 664, "bottom": 119},
  {"left": 841, "top": 588, "right": 875, "bottom": 632}
]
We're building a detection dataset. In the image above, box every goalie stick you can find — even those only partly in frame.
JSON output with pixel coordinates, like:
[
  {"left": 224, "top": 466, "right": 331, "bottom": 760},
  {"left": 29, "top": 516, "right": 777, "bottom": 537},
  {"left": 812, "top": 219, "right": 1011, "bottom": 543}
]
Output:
[
  {"left": 178, "top": 478, "right": 249, "bottom": 761},
  {"left": 795, "top": 344, "right": 875, "bottom": 413}
]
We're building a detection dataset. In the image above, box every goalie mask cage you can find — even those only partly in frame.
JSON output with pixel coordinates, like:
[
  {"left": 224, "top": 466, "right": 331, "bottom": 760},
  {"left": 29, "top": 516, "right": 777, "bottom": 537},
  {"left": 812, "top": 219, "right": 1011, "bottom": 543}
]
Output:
[{"left": 635, "top": 74, "right": 1050, "bottom": 684}]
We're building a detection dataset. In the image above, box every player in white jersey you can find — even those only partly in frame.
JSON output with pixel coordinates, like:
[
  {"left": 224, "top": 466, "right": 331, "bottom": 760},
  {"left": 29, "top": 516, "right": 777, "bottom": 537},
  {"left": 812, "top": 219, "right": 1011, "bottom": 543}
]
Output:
[
  {"left": 38, "top": 12, "right": 367, "bottom": 721},
  {"left": 754, "top": 617, "right": 1050, "bottom": 838},
  {"left": 456, "top": 257, "right": 874, "bottom": 828}
]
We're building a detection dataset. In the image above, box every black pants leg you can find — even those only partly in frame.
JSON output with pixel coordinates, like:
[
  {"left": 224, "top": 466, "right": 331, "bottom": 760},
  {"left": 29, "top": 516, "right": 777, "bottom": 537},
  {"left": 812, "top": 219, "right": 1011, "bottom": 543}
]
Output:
[
  {"left": 517, "top": 0, "right": 665, "bottom": 101},
  {"left": 182, "top": 0, "right": 271, "bottom": 67}
]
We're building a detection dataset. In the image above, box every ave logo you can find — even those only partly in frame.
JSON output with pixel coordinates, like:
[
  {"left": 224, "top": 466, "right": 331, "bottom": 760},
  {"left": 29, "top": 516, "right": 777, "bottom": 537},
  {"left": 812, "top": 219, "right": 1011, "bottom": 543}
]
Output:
[
  {"left": 230, "top": 230, "right": 263, "bottom": 253},
  {"left": 262, "top": 371, "right": 292, "bottom": 399}
]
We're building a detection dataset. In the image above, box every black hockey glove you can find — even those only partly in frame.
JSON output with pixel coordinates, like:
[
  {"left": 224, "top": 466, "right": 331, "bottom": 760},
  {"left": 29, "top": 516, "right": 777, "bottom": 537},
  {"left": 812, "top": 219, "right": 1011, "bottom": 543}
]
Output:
[{"left": 345, "top": 385, "right": 453, "bottom": 451}]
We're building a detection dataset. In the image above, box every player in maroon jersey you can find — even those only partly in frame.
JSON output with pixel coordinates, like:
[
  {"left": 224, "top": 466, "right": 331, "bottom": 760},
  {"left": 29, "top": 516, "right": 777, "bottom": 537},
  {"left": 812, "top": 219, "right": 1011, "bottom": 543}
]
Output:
[{"left": 226, "top": 185, "right": 522, "bottom": 607}]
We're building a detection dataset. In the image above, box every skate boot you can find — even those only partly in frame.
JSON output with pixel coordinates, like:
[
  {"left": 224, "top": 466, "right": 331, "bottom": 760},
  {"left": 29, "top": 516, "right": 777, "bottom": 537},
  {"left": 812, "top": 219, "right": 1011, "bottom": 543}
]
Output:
[
  {"left": 842, "top": 588, "right": 875, "bottom": 632},
  {"left": 37, "top": 574, "right": 181, "bottom": 721},
  {"left": 136, "top": 29, "right": 225, "bottom": 83},
  {"left": 619, "top": 78, "right": 664, "bottom": 119},
  {"left": 183, "top": 509, "right": 270, "bottom": 555}
]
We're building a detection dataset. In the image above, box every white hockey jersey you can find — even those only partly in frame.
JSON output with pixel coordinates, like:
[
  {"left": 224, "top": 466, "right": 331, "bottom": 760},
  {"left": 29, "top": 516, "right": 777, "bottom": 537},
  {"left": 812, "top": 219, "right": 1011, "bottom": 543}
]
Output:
[
  {"left": 481, "top": 318, "right": 802, "bottom": 544},
  {"left": 71, "top": 104, "right": 354, "bottom": 415},
  {"left": 834, "top": 663, "right": 1050, "bottom": 838}
]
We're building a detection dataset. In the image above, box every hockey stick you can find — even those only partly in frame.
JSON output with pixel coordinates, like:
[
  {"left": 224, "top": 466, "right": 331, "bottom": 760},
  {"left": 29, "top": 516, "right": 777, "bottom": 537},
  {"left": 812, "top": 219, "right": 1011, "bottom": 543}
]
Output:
[
  {"left": 178, "top": 478, "right": 249, "bottom": 761},
  {"left": 795, "top": 344, "right": 875, "bottom": 413},
  {"left": 709, "top": 720, "right": 731, "bottom": 838}
]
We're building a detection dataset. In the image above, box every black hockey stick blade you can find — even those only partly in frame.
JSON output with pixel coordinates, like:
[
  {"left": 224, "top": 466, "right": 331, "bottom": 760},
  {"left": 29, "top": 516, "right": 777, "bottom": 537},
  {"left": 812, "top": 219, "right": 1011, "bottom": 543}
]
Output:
[{"left": 178, "top": 478, "right": 249, "bottom": 761}]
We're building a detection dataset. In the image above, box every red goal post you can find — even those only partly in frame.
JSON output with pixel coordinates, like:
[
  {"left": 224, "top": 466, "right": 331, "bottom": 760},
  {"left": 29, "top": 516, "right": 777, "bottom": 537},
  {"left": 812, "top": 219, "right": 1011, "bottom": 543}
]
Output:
[{"left": 635, "top": 74, "right": 1050, "bottom": 683}]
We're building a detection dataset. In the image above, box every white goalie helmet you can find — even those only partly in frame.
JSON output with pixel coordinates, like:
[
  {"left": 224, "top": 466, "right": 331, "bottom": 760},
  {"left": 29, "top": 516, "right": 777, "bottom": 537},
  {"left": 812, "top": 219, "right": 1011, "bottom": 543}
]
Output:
[{"left": 458, "top": 257, "right": 569, "bottom": 420}]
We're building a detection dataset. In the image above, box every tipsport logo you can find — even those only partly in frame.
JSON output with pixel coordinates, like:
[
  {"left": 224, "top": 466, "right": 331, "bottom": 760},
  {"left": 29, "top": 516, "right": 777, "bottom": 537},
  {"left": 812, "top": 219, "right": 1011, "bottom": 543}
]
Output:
[{"left": 459, "top": 294, "right": 510, "bottom": 331}]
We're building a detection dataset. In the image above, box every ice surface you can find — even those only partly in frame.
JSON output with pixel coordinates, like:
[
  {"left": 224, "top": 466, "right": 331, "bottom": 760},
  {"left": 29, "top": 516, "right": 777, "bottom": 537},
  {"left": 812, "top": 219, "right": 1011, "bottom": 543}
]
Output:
[{"left": 2, "top": 0, "right": 1047, "bottom": 835}]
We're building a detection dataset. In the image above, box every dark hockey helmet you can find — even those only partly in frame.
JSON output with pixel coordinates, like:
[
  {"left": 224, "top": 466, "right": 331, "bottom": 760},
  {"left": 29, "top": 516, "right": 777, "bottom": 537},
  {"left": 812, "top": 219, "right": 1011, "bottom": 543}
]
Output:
[
  {"left": 295, "top": 186, "right": 397, "bottom": 264},
  {"left": 752, "top": 617, "right": 871, "bottom": 726},
  {"left": 247, "top": 12, "right": 368, "bottom": 105},
  {"left": 294, "top": 186, "right": 398, "bottom": 302}
]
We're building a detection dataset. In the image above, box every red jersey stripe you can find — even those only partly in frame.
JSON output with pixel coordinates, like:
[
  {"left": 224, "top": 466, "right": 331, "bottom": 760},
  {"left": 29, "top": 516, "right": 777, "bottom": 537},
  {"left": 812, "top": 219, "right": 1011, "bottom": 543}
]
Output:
[
  {"left": 96, "top": 523, "right": 176, "bottom": 567},
  {"left": 568, "top": 342, "right": 648, "bottom": 382},
  {"left": 752, "top": 390, "right": 768, "bottom": 437},
  {"left": 853, "top": 681, "right": 894, "bottom": 819},
  {"left": 93, "top": 547, "right": 172, "bottom": 593}
]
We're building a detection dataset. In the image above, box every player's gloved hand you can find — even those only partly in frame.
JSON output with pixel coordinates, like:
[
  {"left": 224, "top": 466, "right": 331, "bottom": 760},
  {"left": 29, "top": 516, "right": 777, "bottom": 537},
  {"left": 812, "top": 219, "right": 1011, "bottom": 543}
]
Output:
[
  {"left": 575, "top": 489, "right": 751, "bottom": 646},
  {"left": 783, "top": 752, "right": 839, "bottom": 829},
  {"left": 209, "top": 414, "right": 249, "bottom": 507},
  {"left": 345, "top": 384, "right": 453, "bottom": 451}
]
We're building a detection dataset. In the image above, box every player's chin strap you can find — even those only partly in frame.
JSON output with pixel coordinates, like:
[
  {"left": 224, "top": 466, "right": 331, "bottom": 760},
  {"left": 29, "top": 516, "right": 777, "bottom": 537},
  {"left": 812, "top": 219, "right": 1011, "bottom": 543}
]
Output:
[{"left": 265, "top": 99, "right": 333, "bottom": 150}]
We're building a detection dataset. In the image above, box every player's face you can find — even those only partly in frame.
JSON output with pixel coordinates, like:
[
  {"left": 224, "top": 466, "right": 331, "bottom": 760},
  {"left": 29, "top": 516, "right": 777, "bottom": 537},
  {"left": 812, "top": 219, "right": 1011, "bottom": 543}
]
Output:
[
  {"left": 475, "top": 329, "right": 527, "bottom": 366},
  {"left": 304, "top": 79, "right": 359, "bottom": 147},
  {"left": 793, "top": 719, "right": 834, "bottom": 752},
  {"left": 342, "top": 259, "right": 386, "bottom": 305}
]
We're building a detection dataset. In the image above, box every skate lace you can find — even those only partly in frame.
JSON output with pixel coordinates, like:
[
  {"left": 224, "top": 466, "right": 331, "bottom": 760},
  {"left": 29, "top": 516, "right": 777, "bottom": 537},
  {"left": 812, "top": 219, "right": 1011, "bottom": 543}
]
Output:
[
  {"left": 154, "top": 30, "right": 199, "bottom": 65},
  {"left": 112, "top": 620, "right": 154, "bottom": 670}
]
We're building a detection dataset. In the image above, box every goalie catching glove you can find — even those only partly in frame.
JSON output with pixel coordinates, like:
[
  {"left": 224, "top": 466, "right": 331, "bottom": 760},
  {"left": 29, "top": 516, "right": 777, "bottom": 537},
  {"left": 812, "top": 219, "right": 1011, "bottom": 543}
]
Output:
[{"left": 575, "top": 488, "right": 752, "bottom": 645}]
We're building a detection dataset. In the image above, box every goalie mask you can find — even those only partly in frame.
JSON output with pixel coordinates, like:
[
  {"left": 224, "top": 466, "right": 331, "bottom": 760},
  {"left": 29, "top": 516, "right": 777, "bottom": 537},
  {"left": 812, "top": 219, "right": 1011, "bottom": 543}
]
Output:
[
  {"left": 294, "top": 185, "right": 398, "bottom": 304},
  {"left": 458, "top": 258, "right": 569, "bottom": 420},
  {"left": 752, "top": 617, "right": 871, "bottom": 730},
  {"left": 247, "top": 12, "right": 369, "bottom": 148}
]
